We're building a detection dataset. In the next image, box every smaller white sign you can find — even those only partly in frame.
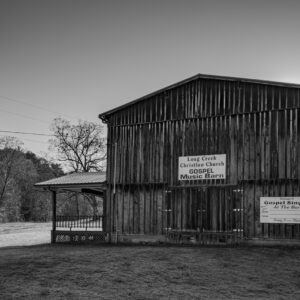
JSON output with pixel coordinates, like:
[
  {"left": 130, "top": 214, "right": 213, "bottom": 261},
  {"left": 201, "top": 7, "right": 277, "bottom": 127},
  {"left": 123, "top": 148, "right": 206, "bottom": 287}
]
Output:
[
  {"left": 260, "top": 197, "right": 300, "bottom": 224},
  {"left": 178, "top": 154, "right": 226, "bottom": 181}
]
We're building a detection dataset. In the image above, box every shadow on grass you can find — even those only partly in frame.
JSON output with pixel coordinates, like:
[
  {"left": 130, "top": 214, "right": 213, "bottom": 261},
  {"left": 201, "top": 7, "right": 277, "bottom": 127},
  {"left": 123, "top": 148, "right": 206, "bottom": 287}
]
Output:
[{"left": 0, "top": 244, "right": 300, "bottom": 299}]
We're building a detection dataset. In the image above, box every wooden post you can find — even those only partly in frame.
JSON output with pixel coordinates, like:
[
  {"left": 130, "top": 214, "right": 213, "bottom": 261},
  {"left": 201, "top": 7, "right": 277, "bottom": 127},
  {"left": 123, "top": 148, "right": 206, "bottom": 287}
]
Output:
[
  {"left": 51, "top": 190, "right": 57, "bottom": 244},
  {"left": 103, "top": 192, "right": 106, "bottom": 232}
]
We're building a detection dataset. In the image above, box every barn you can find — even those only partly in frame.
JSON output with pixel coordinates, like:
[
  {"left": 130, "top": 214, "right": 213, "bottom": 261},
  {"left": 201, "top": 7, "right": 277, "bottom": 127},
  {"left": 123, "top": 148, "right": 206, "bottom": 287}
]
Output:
[{"left": 99, "top": 74, "right": 300, "bottom": 245}]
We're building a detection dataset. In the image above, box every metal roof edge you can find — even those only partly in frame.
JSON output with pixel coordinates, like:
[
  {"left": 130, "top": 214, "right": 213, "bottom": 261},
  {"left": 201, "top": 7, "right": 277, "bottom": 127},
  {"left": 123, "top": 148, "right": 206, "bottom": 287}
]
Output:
[
  {"left": 34, "top": 172, "right": 106, "bottom": 187},
  {"left": 34, "top": 181, "right": 107, "bottom": 188},
  {"left": 98, "top": 73, "right": 300, "bottom": 121}
]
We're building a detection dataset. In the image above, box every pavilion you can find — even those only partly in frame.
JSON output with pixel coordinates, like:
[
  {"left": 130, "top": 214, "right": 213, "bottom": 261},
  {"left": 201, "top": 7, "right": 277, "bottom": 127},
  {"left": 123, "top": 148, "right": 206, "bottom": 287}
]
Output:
[{"left": 35, "top": 172, "right": 107, "bottom": 244}]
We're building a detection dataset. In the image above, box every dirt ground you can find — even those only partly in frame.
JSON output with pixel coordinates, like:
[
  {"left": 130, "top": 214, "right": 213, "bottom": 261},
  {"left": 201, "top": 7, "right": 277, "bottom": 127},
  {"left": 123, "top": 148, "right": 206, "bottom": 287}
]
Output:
[{"left": 0, "top": 223, "right": 300, "bottom": 299}]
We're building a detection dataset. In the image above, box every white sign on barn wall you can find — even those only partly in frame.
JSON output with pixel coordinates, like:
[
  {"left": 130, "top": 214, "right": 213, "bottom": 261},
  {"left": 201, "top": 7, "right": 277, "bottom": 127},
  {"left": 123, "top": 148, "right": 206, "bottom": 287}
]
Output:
[
  {"left": 178, "top": 154, "right": 226, "bottom": 181},
  {"left": 260, "top": 197, "right": 300, "bottom": 224}
]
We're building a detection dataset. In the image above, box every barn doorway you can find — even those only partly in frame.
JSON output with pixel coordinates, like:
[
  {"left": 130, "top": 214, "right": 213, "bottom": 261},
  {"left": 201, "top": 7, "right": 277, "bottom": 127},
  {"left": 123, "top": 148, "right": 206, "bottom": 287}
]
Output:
[{"left": 165, "top": 186, "right": 244, "bottom": 245}]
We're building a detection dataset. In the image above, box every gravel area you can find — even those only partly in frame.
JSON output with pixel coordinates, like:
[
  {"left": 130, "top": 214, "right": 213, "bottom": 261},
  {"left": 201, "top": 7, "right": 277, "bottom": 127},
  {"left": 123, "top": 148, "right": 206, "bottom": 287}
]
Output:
[{"left": 0, "top": 222, "right": 52, "bottom": 247}]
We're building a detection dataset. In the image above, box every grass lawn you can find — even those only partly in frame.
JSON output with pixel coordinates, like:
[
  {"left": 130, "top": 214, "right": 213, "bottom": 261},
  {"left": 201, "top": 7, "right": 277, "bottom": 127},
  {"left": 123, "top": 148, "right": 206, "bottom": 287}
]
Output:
[{"left": 0, "top": 244, "right": 300, "bottom": 299}]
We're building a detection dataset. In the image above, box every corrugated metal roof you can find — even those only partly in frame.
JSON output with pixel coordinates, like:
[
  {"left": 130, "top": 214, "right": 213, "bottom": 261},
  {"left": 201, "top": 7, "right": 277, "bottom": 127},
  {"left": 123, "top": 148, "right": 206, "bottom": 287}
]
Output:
[
  {"left": 98, "top": 73, "right": 300, "bottom": 121},
  {"left": 35, "top": 172, "right": 106, "bottom": 187}
]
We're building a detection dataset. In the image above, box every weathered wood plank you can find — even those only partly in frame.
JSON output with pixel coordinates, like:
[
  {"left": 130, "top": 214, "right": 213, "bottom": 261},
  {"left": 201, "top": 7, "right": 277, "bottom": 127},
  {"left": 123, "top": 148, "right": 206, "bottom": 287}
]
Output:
[{"left": 103, "top": 76, "right": 300, "bottom": 241}]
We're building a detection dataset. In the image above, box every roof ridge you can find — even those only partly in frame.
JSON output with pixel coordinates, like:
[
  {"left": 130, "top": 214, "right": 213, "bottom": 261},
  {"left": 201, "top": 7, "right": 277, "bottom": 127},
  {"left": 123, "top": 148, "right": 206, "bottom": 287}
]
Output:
[{"left": 99, "top": 73, "right": 300, "bottom": 121}]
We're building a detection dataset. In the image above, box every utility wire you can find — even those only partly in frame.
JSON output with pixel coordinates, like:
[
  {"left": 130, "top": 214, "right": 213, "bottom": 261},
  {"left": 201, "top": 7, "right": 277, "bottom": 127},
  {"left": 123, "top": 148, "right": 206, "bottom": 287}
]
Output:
[
  {"left": 0, "top": 95, "right": 79, "bottom": 119},
  {"left": 0, "top": 130, "right": 53, "bottom": 136},
  {"left": 0, "top": 130, "right": 53, "bottom": 146},
  {"left": 0, "top": 108, "right": 50, "bottom": 124},
  {"left": 0, "top": 135, "right": 50, "bottom": 144}
]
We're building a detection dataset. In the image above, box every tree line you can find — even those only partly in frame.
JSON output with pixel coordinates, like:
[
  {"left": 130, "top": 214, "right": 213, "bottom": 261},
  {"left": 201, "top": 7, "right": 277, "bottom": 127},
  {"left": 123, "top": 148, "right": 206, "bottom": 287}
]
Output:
[
  {"left": 0, "top": 118, "right": 106, "bottom": 223},
  {"left": 0, "top": 137, "right": 64, "bottom": 222}
]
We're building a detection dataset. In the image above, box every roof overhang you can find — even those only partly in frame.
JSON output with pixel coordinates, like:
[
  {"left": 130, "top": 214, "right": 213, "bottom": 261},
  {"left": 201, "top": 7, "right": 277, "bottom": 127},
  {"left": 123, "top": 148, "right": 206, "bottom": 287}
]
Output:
[
  {"left": 35, "top": 183, "right": 106, "bottom": 195},
  {"left": 34, "top": 172, "right": 107, "bottom": 196}
]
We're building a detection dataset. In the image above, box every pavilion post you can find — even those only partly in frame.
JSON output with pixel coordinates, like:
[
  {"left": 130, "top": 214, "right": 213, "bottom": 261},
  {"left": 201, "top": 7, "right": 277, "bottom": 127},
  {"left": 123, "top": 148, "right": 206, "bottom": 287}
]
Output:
[
  {"left": 51, "top": 190, "right": 57, "bottom": 244},
  {"left": 103, "top": 192, "right": 106, "bottom": 232}
]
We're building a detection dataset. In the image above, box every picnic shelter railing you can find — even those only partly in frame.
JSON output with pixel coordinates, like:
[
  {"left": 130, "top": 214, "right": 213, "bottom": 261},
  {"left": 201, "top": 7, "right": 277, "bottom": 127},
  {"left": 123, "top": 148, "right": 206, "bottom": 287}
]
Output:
[
  {"left": 53, "top": 215, "right": 107, "bottom": 244},
  {"left": 56, "top": 215, "right": 103, "bottom": 230}
]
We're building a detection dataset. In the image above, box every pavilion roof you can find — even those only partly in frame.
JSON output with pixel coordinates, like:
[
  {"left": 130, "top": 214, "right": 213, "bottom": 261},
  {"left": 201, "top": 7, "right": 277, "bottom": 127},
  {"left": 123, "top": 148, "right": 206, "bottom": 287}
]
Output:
[{"left": 34, "top": 172, "right": 106, "bottom": 194}]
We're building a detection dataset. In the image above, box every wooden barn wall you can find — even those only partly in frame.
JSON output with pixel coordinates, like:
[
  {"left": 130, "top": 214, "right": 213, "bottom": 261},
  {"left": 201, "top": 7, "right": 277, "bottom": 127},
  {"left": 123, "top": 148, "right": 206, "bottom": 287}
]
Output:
[{"left": 105, "top": 78, "right": 300, "bottom": 239}]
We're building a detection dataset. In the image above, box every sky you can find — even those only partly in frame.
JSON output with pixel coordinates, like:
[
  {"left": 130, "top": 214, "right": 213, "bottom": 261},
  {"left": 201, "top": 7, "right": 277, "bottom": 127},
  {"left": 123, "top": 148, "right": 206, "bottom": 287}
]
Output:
[{"left": 0, "top": 0, "right": 300, "bottom": 158}]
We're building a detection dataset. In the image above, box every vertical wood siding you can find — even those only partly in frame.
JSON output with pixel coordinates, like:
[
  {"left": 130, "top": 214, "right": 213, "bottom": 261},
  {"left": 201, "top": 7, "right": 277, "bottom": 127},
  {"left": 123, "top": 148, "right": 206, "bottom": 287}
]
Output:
[{"left": 104, "top": 78, "right": 300, "bottom": 239}]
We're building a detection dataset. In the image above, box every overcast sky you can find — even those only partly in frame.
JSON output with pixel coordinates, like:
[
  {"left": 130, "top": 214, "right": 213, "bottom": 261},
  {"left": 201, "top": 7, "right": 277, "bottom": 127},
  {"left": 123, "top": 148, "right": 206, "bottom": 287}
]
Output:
[{"left": 0, "top": 0, "right": 300, "bottom": 156}]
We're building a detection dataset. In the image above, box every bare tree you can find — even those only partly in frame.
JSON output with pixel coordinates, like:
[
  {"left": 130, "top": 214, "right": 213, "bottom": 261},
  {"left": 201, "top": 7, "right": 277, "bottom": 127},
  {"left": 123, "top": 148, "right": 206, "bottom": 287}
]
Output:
[
  {"left": 49, "top": 118, "right": 106, "bottom": 216},
  {"left": 49, "top": 118, "right": 106, "bottom": 172}
]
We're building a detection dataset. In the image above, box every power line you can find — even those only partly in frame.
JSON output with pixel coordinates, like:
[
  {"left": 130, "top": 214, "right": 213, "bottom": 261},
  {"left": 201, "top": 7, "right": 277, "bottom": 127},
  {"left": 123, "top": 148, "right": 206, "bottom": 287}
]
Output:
[
  {"left": 0, "top": 134, "right": 50, "bottom": 144},
  {"left": 13, "top": 137, "right": 48, "bottom": 144},
  {"left": 0, "top": 95, "right": 79, "bottom": 119},
  {"left": 0, "top": 108, "right": 50, "bottom": 124},
  {"left": 0, "top": 130, "right": 53, "bottom": 136}
]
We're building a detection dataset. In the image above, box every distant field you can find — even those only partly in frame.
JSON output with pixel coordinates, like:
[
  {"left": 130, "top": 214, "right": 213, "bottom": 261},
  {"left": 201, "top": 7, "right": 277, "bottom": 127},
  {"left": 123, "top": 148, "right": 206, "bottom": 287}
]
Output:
[
  {"left": 0, "top": 243, "right": 300, "bottom": 299},
  {"left": 0, "top": 222, "right": 51, "bottom": 247}
]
